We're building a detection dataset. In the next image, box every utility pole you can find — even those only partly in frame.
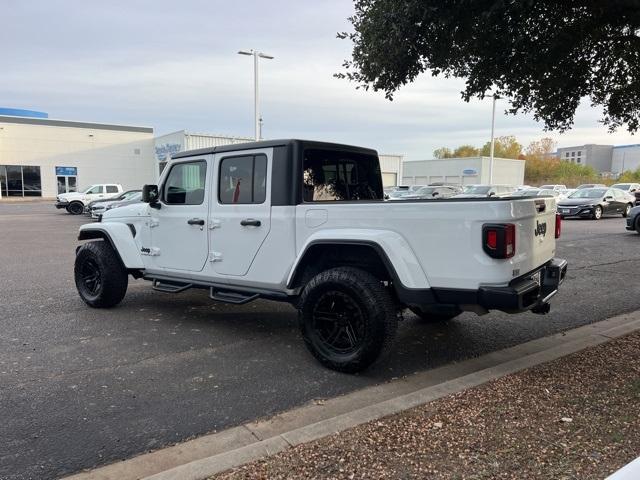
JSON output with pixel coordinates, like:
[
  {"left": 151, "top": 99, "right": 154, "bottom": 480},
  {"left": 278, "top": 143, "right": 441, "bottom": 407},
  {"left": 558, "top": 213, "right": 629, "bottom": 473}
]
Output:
[
  {"left": 488, "top": 95, "right": 498, "bottom": 185},
  {"left": 238, "top": 49, "right": 274, "bottom": 141}
]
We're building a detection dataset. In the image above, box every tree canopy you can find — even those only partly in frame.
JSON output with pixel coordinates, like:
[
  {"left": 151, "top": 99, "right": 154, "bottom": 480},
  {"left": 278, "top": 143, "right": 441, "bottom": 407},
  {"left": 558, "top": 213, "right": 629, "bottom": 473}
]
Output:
[{"left": 337, "top": 1, "right": 640, "bottom": 132}]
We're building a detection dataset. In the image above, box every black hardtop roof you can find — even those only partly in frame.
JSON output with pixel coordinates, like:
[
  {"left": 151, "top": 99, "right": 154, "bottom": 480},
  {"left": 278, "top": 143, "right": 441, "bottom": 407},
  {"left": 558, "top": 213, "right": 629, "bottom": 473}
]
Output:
[{"left": 171, "top": 138, "right": 378, "bottom": 159}]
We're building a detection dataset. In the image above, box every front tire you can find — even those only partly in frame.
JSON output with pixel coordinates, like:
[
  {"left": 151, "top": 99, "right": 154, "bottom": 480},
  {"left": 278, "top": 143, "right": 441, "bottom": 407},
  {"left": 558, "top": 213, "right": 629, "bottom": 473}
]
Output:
[
  {"left": 623, "top": 203, "right": 632, "bottom": 217},
  {"left": 75, "top": 241, "right": 128, "bottom": 308},
  {"left": 67, "top": 201, "right": 84, "bottom": 215},
  {"left": 592, "top": 205, "right": 603, "bottom": 220},
  {"left": 298, "top": 267, "right": 397, "bottom": 373}
]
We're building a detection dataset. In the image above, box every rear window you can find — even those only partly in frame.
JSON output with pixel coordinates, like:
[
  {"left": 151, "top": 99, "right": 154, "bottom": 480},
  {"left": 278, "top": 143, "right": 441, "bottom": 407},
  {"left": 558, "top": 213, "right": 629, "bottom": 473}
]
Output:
[{"left": 302, "top": 149, "right": 383, "bottom": 202}]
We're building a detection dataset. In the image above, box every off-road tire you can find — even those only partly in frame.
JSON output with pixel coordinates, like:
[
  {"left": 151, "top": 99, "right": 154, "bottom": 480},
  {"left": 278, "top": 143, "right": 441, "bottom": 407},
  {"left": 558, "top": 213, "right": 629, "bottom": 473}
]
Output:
[
  {"left": 75, "top": 241, "right": 128, "bottom": 308},
  {"left": 67, "top": 201, "right": 84, "bottom": 215},
  {"left": 409, "top": 306, "right": 461, "bottom": 323},
  {"left": 298, "top": 267, "right": 397, "bottom": 373}
]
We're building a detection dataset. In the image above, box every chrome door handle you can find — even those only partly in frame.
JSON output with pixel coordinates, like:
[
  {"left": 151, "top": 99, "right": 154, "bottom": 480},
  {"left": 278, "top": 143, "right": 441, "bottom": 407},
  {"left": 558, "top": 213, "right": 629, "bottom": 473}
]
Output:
[
  {"left": 240, "top": 218, "right": 261, "bottom": 227},
  {"left": 187, "top": 218, "right": 205, "bottom": 226}
]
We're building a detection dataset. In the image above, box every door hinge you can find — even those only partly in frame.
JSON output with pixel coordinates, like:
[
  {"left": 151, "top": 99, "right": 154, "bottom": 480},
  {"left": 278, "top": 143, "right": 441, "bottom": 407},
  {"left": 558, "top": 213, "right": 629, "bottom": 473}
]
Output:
[
  {"left": 149, "top": 218, "right": 160, "bottom": 228},
  {"left": 209, "top": 218, "right": 221, "bottom": 230},
  {"left": 209, "top": 252, "right": 223, "bottom": 262}
]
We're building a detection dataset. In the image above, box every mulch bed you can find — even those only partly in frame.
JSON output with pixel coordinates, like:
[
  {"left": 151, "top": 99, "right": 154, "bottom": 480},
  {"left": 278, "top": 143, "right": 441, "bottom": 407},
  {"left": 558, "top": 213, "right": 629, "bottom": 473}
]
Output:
[{"left": 214, "top": 331, "right": 640, "bottom": 479}]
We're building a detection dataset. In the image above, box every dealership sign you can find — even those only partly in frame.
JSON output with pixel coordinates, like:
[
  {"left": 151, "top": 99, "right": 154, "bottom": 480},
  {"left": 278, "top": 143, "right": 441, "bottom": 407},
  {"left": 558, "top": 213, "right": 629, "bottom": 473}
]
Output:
[
  {"left": 462, "top": 168, "right": 478, "bottom": 175},
  {"left": 55, "top": 166, "right": 77, "bottom": 176}
]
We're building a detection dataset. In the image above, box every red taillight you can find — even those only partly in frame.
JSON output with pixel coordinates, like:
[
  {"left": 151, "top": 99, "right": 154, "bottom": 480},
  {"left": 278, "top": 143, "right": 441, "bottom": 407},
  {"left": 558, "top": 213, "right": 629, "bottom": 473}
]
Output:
[
  {"left": 487, "top": 230, "right": 497, "bottom": 249},
  {"left": 555, "top": 213, "right": 561, "bottom": 239},
  {"left": 482, "top": 224, "right": 516, "bottom": 259}
]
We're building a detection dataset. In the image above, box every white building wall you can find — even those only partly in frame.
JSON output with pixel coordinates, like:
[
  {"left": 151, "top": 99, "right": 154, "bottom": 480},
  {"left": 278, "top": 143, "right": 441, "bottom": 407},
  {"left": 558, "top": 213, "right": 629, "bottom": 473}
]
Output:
[
  {"left": 0, "top": 117, "right": 155, "bottom": 198},
  {"left": 612, "top": 145, "right": 640, "bottom": 174},
  {"left": 402, "top": 157, "right": 524, "bottom": 186},
  {"left": 379, "top": 154, "right": 403, "bottom": 187}
]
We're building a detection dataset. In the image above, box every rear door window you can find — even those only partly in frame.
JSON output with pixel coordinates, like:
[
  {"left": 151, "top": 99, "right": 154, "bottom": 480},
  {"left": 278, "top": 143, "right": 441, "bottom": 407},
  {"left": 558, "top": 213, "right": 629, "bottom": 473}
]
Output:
[{"left": 218, "top": 154, "right": 267, "bottom": 204}]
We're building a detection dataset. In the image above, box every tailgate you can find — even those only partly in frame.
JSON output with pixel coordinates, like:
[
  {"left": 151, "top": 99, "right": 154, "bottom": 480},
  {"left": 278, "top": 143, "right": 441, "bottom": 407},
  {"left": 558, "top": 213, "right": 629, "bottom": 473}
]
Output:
[{"left": 512, "top": 198, "right": 557, "bottom": 277}]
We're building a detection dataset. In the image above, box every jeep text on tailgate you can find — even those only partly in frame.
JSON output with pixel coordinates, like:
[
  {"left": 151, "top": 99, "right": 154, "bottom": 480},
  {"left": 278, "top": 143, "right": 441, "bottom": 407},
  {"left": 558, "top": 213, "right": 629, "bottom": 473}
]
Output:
[{"left": 74, "top": 139, "right": 568, "bottom": 372}]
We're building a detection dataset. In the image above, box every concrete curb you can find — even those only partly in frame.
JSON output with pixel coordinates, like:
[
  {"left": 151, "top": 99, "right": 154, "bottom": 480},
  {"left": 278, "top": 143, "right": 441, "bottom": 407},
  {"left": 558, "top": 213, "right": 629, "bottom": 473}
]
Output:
[{"left": 64, "top": 311, "right": 640, "bottom": 480}]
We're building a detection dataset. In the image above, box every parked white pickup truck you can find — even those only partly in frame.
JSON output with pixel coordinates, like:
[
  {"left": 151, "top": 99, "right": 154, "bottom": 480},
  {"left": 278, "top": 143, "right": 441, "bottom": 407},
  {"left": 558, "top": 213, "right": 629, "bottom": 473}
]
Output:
[
  {"left": 56, "top": 183, "right": 123, "bottom": 215},
  {"left": 74, "top": 140, "right": 567, "bottom": 372}
]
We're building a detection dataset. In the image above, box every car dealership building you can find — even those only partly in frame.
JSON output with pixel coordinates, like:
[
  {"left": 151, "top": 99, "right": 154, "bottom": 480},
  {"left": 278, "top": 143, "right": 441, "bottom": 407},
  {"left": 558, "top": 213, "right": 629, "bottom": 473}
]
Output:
[
  {"left": 0, "top": 108, "right": 406, "bottom": 199},
  {"left": 0, "top": 109, "right": 155, "bottom": 199}
]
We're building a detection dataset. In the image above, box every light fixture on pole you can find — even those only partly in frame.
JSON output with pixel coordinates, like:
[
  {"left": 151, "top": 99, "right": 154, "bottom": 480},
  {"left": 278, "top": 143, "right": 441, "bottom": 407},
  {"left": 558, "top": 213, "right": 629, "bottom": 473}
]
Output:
[
  {"left": 487, "top": 94, "right": 499, "bottom": 184},
  {"left": 238, "top": 49, "right": 274, "bottom": 141}
]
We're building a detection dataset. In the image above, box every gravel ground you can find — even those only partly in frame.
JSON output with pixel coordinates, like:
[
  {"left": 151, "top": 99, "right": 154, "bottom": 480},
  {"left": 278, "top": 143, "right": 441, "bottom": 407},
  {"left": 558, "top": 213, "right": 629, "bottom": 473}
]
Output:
[{"left": 214, "top": 332, "right": 640, "bottom": 480}]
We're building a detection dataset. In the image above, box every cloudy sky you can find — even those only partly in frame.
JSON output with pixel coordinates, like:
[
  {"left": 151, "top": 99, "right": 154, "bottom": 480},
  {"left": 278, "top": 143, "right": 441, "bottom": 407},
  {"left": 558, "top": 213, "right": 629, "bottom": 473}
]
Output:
[{"left": 2, "top": 0, "right": 637, "bottom": 159}]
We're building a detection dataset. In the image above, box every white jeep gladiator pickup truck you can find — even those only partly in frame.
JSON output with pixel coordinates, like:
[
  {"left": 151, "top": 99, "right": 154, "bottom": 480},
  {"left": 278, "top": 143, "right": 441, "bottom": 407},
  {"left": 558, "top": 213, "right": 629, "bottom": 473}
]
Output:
[
  {"left": 56, "top": 183, "right": 123, "bottom": 215},
  {"left": 74, "top": 139, "right": 567, "bottom": 372}
]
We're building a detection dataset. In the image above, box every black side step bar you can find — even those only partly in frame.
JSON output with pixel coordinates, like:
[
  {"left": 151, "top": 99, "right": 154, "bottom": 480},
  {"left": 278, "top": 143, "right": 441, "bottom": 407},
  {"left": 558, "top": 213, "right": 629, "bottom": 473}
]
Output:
[
  {"left": 152, "top": 279, "right": 193, "bottom": 293},
  {"left": 210, "top": 288, "right": 260, "bottom": 305}
]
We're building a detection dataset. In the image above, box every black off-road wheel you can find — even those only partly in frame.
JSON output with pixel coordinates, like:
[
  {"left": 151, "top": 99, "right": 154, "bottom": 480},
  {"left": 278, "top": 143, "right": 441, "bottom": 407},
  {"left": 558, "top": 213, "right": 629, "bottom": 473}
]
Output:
[
  {"left": 298, "top": 267, "right": 398, "bottom": 373},
  {"left": 67, "top": 201, "right": 84, "bottom": 215},
  {"left": 75, "top": 241, "right": 128, "bottom": 308},
  {"left": 409, "top": 306, "right": 461, "bottom": 323}
]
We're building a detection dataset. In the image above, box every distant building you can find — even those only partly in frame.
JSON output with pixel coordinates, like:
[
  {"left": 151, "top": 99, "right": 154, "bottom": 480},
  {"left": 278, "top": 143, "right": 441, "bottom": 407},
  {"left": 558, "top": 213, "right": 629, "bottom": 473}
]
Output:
[
  {"left": 556, "top": 144, "right": 613, "bottom": 172},
  {"left": 611, "top": 144, "right": 640, "bottom": 174},
  {"left": 402, "top": 156, "right": 525, "bottom": 186}
]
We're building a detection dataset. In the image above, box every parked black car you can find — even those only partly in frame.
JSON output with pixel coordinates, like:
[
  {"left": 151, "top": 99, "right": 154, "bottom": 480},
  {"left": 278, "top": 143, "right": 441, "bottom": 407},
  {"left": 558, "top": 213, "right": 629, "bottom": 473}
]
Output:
[
  {"left": 557, "top": 188, "right": 635, "bottom": 220},
  {"left": 625, "top": 205, "right": 640, "bottom": 233}
]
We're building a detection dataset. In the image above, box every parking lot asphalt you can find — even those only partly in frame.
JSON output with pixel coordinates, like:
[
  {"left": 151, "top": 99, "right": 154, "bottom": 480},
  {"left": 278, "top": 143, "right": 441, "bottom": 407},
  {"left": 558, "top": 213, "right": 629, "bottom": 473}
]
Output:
[{"left": 1, "top": 202, "right": 639, "bottom": 480}]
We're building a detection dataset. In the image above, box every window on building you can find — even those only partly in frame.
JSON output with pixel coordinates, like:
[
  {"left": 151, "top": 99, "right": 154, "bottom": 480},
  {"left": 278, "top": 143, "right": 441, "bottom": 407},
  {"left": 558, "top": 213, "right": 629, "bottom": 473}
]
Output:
[
  {"left": 577, "top": 159, "right": 581, "bottom": 163},
  {"left": 302, "top": 149, "right": 383, "bottom": 202},
  {"left": 0, "top": 165, "right": 42, "bottom": 197},
  {"left": 219, "top": 154, "right": 267, "bottom": 204},
  {"left": 566, "top": 152, "right": 570, "bottom": 157},
  {"left": 163, "top": 160, "right": 207, "bottom": 205},
  {"left": 578, "top": 150, "right": 582, "bottom": 156},
  {"left": 571, "top": 152, "right": 575, "bottom": 157}
]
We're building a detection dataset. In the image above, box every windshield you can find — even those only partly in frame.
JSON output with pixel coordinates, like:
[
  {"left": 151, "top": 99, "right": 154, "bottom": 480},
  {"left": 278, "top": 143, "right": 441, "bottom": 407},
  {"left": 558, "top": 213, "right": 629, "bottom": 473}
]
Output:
[
  {"left": 513, "top": 189, "right": 541, "bottom": 197},
  {"left": 611, "top": 184, "right": 630, "bottom": 190},
  {"left": 463, "top": 185, "right": 491, "bottom": 194},
  {"left": 416, "top": 187, "right": 437, "bottom": 195},
  {"left": 122, "top": 191, "right": 140, "bottom": 200},
  {"left": 569, "top": 188, "right": 606, "bottom": 199},
  {"left": 539, "top": 185, "right": 555, "bottom": 189}
]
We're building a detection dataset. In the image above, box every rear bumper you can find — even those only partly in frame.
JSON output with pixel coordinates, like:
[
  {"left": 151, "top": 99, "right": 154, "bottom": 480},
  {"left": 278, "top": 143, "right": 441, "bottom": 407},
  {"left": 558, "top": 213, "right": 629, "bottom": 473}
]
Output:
[
  {"left": 477, "top": 258, "right": 568, "bottom": 313},
  {"left": 403, "top": 258, "right": 568, "bottom": 314}
]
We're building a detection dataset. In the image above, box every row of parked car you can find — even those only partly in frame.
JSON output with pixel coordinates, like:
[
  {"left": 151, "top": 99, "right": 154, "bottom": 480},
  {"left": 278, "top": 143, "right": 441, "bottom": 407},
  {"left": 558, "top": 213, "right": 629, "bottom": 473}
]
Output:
[
  {"left": 385, "top": 182, "right": 640, "bottom": 221},
  {"left": 55, "top": 183, "right": 142, "bottom": 218}
]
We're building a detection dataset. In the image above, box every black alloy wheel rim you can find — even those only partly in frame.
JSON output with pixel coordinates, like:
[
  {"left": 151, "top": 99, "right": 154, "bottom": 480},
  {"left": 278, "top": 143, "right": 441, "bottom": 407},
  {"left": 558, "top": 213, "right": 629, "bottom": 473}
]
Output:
[
  {"left": 80, "top": 258, "right": 102, "bottom": 296},
  {"left": 311, "top": 291, "right": 366, "bottom": 355},
  {"left": 70, "top": 203, "right": 83, "bottom": 214}
]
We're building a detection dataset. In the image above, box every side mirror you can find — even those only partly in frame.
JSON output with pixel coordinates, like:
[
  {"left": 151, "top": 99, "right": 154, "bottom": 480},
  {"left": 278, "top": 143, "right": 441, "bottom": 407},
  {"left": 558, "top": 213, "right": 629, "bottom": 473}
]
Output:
[
  {"left": 142, "top": 184, "right": 160, "bottom": 208},
  {"left": 604, "top": 196, "right": 613, "bottom": 201},
  {"left": 488, "top": 192, "right": 496, "bottom": 197},
  {"left": 432, "top": 192, "right": 439, "bottom": 197}
]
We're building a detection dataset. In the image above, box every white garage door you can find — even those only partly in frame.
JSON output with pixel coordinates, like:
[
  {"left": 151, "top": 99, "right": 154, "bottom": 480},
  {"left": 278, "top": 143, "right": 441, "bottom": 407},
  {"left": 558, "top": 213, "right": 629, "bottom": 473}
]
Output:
[{"left": 381, "top": 173, "right": 397, "bottom": 187}]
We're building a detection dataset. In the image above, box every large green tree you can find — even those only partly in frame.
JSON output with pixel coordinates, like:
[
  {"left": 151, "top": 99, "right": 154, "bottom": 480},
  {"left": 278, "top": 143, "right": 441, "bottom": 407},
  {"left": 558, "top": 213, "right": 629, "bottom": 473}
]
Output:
[{"left": 337, "top": 1, "right": 640, "bottom": 132}]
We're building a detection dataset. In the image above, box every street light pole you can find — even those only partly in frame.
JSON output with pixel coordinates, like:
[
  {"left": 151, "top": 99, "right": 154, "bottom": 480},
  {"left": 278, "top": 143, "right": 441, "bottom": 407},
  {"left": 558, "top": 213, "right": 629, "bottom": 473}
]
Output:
[
  {"left": 488, "top": 95, "right": 498, "bottom": 184},
  {"left": 238, "top": 49, "right": 274, "bottom": 141}
]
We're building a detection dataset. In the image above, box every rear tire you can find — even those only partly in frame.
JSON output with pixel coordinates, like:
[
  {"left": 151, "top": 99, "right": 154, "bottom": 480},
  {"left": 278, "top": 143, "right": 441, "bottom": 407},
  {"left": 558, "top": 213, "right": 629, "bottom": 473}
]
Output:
[
  {"left": 623, "top": 203, "right": 632, "bottom": 217},
  {"left": 592, "top": 205, "right": 602, "bottom": 220},
  {"left": 298, "top": 267, "right": 397, "bottom": 373},
  {"left": 75, "top": 241, "right": 128, "bottom": 308},
  {"left": 409, "top": 306, "right": 461, "bottom": 323},
  {"left": 67, "top": 201, "right": 84, "bottom": 215}
]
